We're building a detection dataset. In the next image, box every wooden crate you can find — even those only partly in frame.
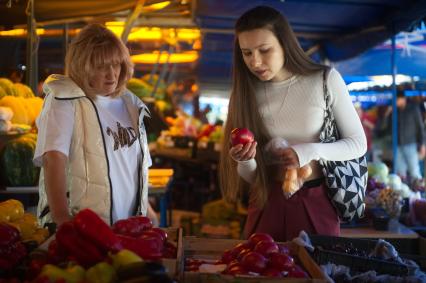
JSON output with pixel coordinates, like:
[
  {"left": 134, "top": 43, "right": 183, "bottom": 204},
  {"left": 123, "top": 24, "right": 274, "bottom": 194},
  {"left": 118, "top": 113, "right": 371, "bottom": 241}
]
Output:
[
  {"left": 162, "top": 227, "right": 184, "bottom": 279},
  {"left": 182, "top": 237, "right": 327, "bottom": 283}
]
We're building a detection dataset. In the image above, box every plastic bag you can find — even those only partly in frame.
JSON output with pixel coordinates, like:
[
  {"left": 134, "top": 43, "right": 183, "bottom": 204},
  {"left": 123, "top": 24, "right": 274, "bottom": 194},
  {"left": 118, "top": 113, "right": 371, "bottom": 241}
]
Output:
[{"left": 264, "top": 137, "right": 313, "bottom": 198}]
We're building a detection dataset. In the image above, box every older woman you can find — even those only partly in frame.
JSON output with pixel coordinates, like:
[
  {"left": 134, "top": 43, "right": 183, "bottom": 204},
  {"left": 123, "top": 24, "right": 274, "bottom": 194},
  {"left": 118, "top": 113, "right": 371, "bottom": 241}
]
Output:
[{"left": 34, "top": 24, "right": 156, "bottom": 227}]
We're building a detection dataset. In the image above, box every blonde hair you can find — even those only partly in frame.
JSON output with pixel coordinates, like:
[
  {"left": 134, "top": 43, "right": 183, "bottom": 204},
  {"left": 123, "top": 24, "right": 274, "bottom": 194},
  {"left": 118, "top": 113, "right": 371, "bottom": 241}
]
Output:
[
  {"left": 65, "top": 23, "right": 134, "bottom": 98},
  {"left": 219, "top": 6, "right": 327, "bottom": 208}
]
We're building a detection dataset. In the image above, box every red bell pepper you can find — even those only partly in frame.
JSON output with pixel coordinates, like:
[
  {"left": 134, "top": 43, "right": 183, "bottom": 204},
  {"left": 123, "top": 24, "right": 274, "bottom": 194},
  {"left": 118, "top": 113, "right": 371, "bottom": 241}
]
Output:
[
  {"left": 112, "top": 216, "right": 152, "bottom": 237},
  {"left": 0, "top": 241, "right": 27, "bottom": 270},
  {"left": 117, "top": 234, "right": 162, "bottom": 261},
  {"left": 74, "top": 209, "right": 123, "bottom": 252},
  {"left": 56, "top": 221, "right": 105, "bottom": 267},
  {"left": 47, "top": 239, "right": 67, "bottom": 265},
  {"left": 0, "top": 222, "right": 20, "bottom": 246}
]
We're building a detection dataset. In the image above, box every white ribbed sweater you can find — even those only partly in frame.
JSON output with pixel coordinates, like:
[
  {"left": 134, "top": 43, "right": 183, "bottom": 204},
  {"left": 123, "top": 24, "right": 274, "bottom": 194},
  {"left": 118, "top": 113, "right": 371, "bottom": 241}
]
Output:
[{"left": 237, "top": 68, "right": 367, "bottom": 184}]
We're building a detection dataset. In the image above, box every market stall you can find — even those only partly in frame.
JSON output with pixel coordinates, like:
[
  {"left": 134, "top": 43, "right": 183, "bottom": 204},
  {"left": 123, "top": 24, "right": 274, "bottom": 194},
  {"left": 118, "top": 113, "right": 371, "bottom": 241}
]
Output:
[{"left": 1, "top": 0, "right": 426, "bottom": 282}]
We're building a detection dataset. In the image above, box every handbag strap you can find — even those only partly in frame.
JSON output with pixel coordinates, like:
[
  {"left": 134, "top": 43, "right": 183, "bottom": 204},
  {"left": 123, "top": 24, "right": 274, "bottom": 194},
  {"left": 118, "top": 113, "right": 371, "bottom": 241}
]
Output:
[{"left": 320, "top": 68, "right": 339, "bottom": 142}]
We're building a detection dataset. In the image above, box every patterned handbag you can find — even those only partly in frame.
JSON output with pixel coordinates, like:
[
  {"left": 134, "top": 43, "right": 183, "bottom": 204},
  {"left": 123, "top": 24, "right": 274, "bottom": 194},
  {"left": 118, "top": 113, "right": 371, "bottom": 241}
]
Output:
[{"left": 319, "top": 69, "right": 368, "bottom": 222}]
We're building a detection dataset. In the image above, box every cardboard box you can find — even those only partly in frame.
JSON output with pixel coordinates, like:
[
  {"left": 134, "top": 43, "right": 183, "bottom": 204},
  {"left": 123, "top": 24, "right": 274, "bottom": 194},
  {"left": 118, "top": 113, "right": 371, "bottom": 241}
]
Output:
[{"left": 182, "top": 237, "right": 327, "bottom": 283}]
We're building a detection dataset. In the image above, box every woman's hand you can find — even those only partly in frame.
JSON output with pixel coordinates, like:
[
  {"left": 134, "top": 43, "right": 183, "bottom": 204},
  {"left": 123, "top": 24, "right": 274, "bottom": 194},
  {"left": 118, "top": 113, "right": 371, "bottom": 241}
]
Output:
[
  {"left": 278, "top": 147, "right": 300, "bottom": 169},
  {"left": 229, "top": 141, "right": 257, "bottom": 162}
]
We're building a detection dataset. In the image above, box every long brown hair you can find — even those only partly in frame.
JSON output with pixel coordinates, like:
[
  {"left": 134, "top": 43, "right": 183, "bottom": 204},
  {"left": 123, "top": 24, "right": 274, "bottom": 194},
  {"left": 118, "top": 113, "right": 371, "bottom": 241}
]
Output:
[
  {"left": 219, "top": 6, "right": 327, "bottom": 208},
  {"left": 65, "top": 23, "right": 134, "bottom": 98}
]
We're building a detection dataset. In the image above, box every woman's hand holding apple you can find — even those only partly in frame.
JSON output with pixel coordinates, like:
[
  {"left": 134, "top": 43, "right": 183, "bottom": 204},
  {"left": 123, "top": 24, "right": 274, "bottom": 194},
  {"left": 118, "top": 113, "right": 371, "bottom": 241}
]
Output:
[
  {"left": 229, "top": 128, "right": 257, "bottom": 162},
  {"left": 230, "top": 142, "right": 257, "bottom": 162}
]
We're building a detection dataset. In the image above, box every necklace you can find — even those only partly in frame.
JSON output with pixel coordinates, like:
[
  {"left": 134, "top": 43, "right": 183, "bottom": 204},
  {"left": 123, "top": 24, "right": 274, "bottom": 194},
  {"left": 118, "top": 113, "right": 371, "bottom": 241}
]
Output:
[{"left": 263, "top": 75, "right": 295, "bottom": 126}]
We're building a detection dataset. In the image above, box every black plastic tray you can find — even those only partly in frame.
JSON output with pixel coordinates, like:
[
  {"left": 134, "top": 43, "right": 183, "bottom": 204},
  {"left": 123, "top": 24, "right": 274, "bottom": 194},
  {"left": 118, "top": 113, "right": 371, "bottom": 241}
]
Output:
[{"left": 310, "top": 234, "right": 415, "bottom": 276}]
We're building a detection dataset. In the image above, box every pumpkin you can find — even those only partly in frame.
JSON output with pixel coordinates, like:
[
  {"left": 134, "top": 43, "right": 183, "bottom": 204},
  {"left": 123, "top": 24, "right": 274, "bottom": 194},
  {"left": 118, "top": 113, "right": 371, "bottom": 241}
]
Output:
[
  {"left": 0, "top": 136, "right": 39, "bottom": 186},
  {"left": 14, "top": 83, "right": 35, "bottom": 98},
  {"left": 0, "top": 86, "right": 7, "bottom": 99},
  {"left": 0, "top": 96, "right": 30, "bottom": 125},
  {"left": 0, "top": 78, "right": 18, "bottom": 97},
  {"left": 22, "top": 97, "right": 43, "bottom": 126}
]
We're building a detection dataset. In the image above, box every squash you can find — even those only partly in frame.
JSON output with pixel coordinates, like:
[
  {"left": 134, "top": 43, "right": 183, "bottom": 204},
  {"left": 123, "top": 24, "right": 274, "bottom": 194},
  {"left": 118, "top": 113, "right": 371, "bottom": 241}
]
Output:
[
  {"left": 14, "top": 83, "right": 35, "bottom": 98},
  {"left": 0, "top": 86, "right": 7, "bottom": 99},
  {"left": 25, "top": 97, "right": 44, "bottom": 125},
  {"left": 0, "top": 136, "right": 39, "bottom": 186},
  {"left": 0, "top": 78, "right": 18, "bottom": 97},
  {"left": 0, "top": 96, "right": 30, "bottom": 125}
]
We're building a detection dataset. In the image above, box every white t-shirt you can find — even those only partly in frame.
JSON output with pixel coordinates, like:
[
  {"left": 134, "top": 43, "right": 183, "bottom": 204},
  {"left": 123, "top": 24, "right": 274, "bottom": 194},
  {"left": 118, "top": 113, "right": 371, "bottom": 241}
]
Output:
[{"left": 34, "top": 95, "right": 141, "bottom": 222}]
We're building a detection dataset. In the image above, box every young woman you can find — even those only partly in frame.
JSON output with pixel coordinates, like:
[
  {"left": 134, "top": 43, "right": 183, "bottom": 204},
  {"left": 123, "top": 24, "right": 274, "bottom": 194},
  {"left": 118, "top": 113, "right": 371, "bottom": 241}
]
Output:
[
  {"left": 219, "top": 6, "right": 366, "bottom": 241},
  {"left": 34, "top": 24, "right": 157, "bottom": 227}
]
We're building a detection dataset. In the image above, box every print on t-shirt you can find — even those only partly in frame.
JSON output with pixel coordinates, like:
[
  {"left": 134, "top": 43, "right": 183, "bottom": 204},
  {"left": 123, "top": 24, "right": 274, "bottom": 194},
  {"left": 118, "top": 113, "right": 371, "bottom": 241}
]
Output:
[{"left": 106, "top": 121, "right": 137, "bottom": 151}]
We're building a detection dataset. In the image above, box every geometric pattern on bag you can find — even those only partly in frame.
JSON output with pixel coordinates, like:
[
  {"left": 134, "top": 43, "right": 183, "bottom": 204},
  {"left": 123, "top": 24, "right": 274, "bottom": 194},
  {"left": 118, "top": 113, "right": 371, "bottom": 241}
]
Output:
[{"left": 319, "top": 68, "right": 368, "bottom": 222}]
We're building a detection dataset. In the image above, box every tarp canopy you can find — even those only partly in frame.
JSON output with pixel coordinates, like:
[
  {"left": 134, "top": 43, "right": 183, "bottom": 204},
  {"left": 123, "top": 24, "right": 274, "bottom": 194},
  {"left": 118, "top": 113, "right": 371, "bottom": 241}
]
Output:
[
  {"left": 0, "top": 0, "right": 425, "bottom": 87},
  {"left": 0, "top": 0, "right": 139, "bottom": 28},
  {"left": 195, "top": 0, "right": 426, "bottom": 86},
  {"left": 334, "top": 29, "right": 426, "bottom": 78}
]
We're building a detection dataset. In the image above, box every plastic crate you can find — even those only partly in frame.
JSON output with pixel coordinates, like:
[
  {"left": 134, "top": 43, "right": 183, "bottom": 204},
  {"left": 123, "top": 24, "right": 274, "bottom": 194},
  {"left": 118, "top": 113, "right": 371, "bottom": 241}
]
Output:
[{"left": 310, "top": 235, "right": 415, "bottom": 276}]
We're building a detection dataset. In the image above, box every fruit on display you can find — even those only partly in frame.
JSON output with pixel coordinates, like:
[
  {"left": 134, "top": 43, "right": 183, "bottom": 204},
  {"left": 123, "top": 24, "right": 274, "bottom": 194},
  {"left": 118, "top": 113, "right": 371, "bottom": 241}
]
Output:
[
  {"left": 0, "top": 80, "right": 43, "bottom": 129},
  {"left": 85, "top": 262, "right": 116, "bottom": 283},
  {"left": 368, "top": 161, "right": 389, "bottom": 183},
  {"left": 200, "top": 199, "right": 245, "bottom": 239},
  {"left": 230, "top": 128, "right": 254, "bottom": 146},
  {"left": 0, "top": 200, "right": 49, "bottom": 247},
  {"left": 14, "top": 83, "right": 35, "bottom": 98},
  {"left": 365, "top": 161, "right": 416, "bottom": 215},
  {"left": 184, "top": 233, "right": 309, "bottom": 278},
  {"left": 127, "top": 75, "right": 167, "bottom": 100},
  {"left": 0, "top": 199, "right": 24, "bottom": 222},
  {"left": 74, "top": 209, "right": 123, "bottom": 253},
  {"left": 37, "top": 264, "right": 86, "bottom": 283},
  {"left": 1, "top": 208, "right": 177, "bottom": 282},
  {"left": 0, "top": 96, "right": 29, "bottom": 125},
  {"left": 0, "top": 222, "right": 27, "bottom": 271},
  {"left": 376, "top": 188, "right": 403, "bottom": 218},
  {"left": 127, "top": 78, "right": 154, "bottom": 99},
  {"left": 111, "top": 249, "right": 143, "bottom": 270},
  {"left": 0, "top": 78, "right": 18, "bottom": 97},
  {"left": 0, "top": 134, "right": 40, "bottom": 186},
  {"left": 112, "top": 215, "right": 153, "bottom": 237},
  {"left": 0, "top": 84, "right": 7, "bottom": 99}
]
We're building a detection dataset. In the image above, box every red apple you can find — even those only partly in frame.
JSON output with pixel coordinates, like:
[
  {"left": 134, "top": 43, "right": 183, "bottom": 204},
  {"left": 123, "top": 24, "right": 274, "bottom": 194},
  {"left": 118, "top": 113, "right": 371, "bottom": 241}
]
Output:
[
  {"left": 231, "top": 242, "right": 251, "bottom": 258},
  {"left": 262, "top": 267, "right": 283, "bottom": 278},
  {"left": 241, "top": 251, "right": 267, "bottom": 273},
  {"left": 287, "top": 265, "right": 309, "bottom": 278},
  {"left": 221, "top": 249, "right": 234, "bottom": 264},
  {"left": 226, "top": 264, "right": 248, "bottom": 275},
  {"left": 278, "top": 243, "right": 291, "bottom": 255},
  {"left": 248, "top": 233, "right": 274, "bottom": 247},
  {"left": 230, "top": 128, "right": 254, "bottom": 146},
  {"left": 268, "top": 252, "right": 295, "bottom": 271},
  {"left": 254, "top": 240, "right": 279, "bottom": 256},
  {"left": 236, "top": 248, "right": 252, "bottom": 261}
]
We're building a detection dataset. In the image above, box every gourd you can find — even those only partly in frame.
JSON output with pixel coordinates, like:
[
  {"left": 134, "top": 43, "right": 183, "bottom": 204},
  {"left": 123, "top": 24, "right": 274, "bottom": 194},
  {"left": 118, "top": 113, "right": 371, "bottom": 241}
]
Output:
[{"left": 0, "top": 135, "right": 39, "bottom": 186}]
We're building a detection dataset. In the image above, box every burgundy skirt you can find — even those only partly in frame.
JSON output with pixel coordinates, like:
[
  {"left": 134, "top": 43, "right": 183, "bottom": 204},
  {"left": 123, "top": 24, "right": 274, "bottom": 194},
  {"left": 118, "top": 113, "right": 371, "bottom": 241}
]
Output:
[{"left": 243, "top": 179, "right": 340, "bottom": 242}]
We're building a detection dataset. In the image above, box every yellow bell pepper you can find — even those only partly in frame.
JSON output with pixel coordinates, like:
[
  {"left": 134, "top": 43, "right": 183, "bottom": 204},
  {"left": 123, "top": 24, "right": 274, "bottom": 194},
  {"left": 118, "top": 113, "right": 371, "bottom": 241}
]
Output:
[
  {"left": 85, "top": 262, "right": 115, "bottom": 283},
  {"left": 10, "top": 213, "right": 38, "bottom": 240},
  {"left": 0, "top": 199, "right": 24, "bottom": 221},
  {"left": 39, "top": 264, "right": 85, "bottom": 283}
]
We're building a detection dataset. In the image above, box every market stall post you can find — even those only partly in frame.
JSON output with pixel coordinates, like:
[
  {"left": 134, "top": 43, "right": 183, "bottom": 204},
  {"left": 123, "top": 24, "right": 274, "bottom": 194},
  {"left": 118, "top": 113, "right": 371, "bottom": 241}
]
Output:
[
  {"left": 391, "top": 32, "right": 399, "bottom": 174},
  {"left": 25, "top": 0, "right": 38, "bottom": 94}
]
